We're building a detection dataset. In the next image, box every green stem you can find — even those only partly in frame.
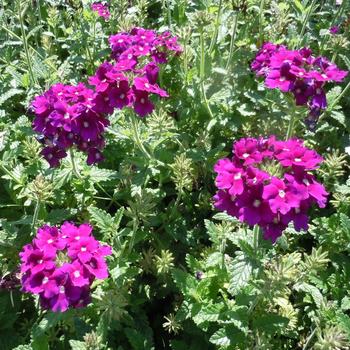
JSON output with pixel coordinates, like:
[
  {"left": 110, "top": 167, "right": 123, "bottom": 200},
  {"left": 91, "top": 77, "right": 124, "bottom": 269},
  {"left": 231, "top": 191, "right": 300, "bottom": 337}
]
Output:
[
  {"left": 253, "top": 224, "right": 260, "bottom": 251},
  {"left": 128, "top": 218, "right": 139, "bottom": 253},
  {"left": 130, "top": 113, "right": 152, "bottom": 159},
  {"left": 37, "top": 0, "right": 43, "bottom": 24},
  {"left": 258, "top": 0, "right": 265, "bottom": 46},
  {"left": 320, "top": 1, "right": 346, "bottom": 54},
  {"left": 318, "top": 80, "right": 350, "bottom": 122},
  {"left": 286, "top": 113, "right": 296, "bottom": 140},
  {"left": 220, "top": 236, "right": 226, "bottom": 270},
  {"left": 296, "top": 0, "right": 317, "bottom": 48},
  {"left": 199, "top": 28, "right": 214, "bottom": 120},
  {"left": 225, "top": 13, "right": 238, "bottom": 70},
  {"left": 32, "top": 199, "right": 41, "bottom": 233},
  {"left": 166, "top": 0, "right": 172, "bottom": 29},
  {"left": 69, "top": 149, "right": 81, "bottom": 179},
  {"left": 302, "top": 328, "right": 317, "bottom": 350},
  {"left": 18, "top": 3, "right": 36, "bottom": 86},
  {"left": 208, "top": 0, "right": 223, "bottom": 54}
]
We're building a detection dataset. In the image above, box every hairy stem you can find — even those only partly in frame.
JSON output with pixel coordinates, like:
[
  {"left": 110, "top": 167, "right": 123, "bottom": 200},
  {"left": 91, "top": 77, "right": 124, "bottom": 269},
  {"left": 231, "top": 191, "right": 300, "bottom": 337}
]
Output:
[
  {"left": 32, "top": 199, "right": 41, "bottom": 233},
  {"left": 18, "top": 3, "right": 36, "bottom": 86},
  {"left": 130, "top": 113, "right": 152, "bottom": 159},
  {"left": 258, "top": 0, "right": 265, "bottom": 46},
  {"left": 296, "top": 0, "right": 317, "bottom": 48},
  {"left": 199, "top": 28, "right": 214, "bottom": 120},
  {"left": 225, "top": 13, "right": 238, "bottom": 70},
  {"left": 69, "top": 149, "right": 81, "bottom": 179},
  {"left": 208, "top": 0, "right": 223, "bottom": 54}
]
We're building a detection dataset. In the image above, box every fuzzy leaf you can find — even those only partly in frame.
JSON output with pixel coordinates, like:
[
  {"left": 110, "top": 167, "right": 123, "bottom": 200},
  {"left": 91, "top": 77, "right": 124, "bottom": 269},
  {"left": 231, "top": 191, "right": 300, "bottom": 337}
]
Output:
[{"left": 229, "top": 252, "right": 253, "bottom": 294}]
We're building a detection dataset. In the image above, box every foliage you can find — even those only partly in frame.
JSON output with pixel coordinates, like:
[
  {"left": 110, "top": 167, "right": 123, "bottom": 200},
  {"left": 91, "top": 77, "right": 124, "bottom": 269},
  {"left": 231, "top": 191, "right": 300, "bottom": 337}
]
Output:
[{"left": 0, "top": 0, "right": 350, "bottom": 349}]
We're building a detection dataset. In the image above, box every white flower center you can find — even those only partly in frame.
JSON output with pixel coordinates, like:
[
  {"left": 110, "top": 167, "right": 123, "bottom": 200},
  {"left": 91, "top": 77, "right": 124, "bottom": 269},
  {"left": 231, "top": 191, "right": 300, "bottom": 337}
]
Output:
[
  {"left": 127, "top": 54, "right": 133, "bottom": 59},
  {"left": 64, "top": 113, "right": 70, "bottom": 119},
  {"left": 145, "top": 83, "right": 150, "bottom": 88},
  {"left": 234, "top": 173, "right": 241, "bottom": 180},
  {"left": 47, "top": 239, "right": 54, "bottom": 244},
  {"left": 104, "top": 96, "right": 109, "bottom": 102},
  {"left": 278, "top": 190, "right": 286, "bottom": 198},
  {"left": 81, "top": 246, "right": 87, "bottom": 252},
  {"left": 296, "top": 89, "right": 301, "bottom": 94},
  {"left": 75, "top": 236, "right": 80, "bottom": 240},
  {"left": 303, "top": 179, "right": 310, "bottom": 186},
  {"left": 253, "top": 199, "right": 261, "bottom": 208},
  {"left": 47, "top": 154, "right": 53, "bottom": 160},
  {"left": 59, "top": 286, "right": 65, "bottom": 293},
  {"left": 321, "top": 73, "right": 328, "bottom": 79},
  {"left": 42, "top": 277, "right": 49, "bottom": 284},
  {"left": 316, "top": 88, "right": 322, "bottom": 94},
  {"left": 118, "top": 39, "right": 123, "bottom": 43},
  {"left": 298, "top": 72, "right": 304, "bottom": 76},
  {"left": 68, "top": 133, "right": 74, "bottom": 139},
  {"left": 74, "top": 271, "right": 80, "bottom": 278},
  {"left": 83, "top": 121, "right": 89, "bottom": 128},
  {"left": 280, "top": 76, "right": 286, "bottom": 82},
  {"left": 38, "top": 259, "right": 43, "bottom": 264},
  {"left": 295, "top": 208, "right": 301, "bottom": 214},
  {"left": 242, "top": 153, "right": 250, "bottom": 159},
  {"left": 139, "top": 46, "right": 144, "bottom": 51},
  {"left": 120, "top": 93, "right": 125, "bottom": 99},
  {"left": 95, "top": 153, "right": 101, "bottom": 159},
  {"left": 140, "top": 98, "right": 145, "bottom": 104},
  {"left": 294, "top": 158, "right": 302, "bottom": 162}
]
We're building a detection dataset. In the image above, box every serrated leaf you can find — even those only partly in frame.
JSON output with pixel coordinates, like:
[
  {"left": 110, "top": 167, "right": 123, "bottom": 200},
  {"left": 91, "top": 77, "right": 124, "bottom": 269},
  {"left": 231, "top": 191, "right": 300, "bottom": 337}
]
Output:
[
  {"left": 192, "top": 303, "right": 224, "bottom": 325},
  {"left": 229, "top": 252, "right": 253, "bottom": 294},
  {"left": 330, "top": 111, "right": 346, "bottom": 127},
  {"left": 31, "top": 311, "right": 68, "bottom": 339},
  {"left": 0, "top": 88, "right": 23, "bottom": 107},
  {"left": 88, "top": 206, "right": 113, "bottom": 232},
  {"left": 172, "top": 268, "right": 197, "bottom": 298},
  {"left": 69, "top": 340, "right": 86, "bottom": 350},
  {"left": 209, "top": 325, "right": 244, "bottom": 347},
  {"left": 253, "top": 313, "right": 289, "bottom": 332},
  {"left": 87, "top": 167, "right": 120, "bottom": 182},
  {"left": 294, "top": 282, "right": 324, "bottom": 308}
]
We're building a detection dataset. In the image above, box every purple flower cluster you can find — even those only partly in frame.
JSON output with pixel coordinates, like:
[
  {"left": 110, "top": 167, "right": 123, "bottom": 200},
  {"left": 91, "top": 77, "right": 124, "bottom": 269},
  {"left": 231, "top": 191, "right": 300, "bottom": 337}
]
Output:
[
  {"left": 213, "top": 137, "right": 328, "bottom": 242},
  {"left": 32, "top": 83, "right": 109, "bottom": 167},
  {"left": 104, "top": 27, "right": 182, "bottom": 116},
  {"left": 91, "top": 2, "right": 110, "bottom": 20},
  {"left": 251, "top": 43, "right": 348, "bottom": 129},
  {"left": 31, "top": 28, "right": 181, "bottom": 167},
  {"left": 19, "top": 223, "right": 111, "bottom": 312}
]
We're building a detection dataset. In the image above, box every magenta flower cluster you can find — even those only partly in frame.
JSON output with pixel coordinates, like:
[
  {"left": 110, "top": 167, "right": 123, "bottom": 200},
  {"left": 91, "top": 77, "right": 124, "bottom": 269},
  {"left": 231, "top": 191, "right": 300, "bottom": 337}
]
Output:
[
  {"left": 19, "top": 222, "right": 111, "bottom": 312},
  {"left": 251, "top": 43, "right": 348, "bottom": 129},
  {"left": 30, "top": 27, "right": 181, "bottom": 167},
  {"left": 91, "top": 2, "right": 110, "bottom": 20},
  {"left": 105, "top": 27, "right": 182, "bottom": 116},
  {"left": 32, "top": 83, "right": 109, "bottom": 167},
  {"left": 213, "top": 137, "right": 328, "bottom": 242}
]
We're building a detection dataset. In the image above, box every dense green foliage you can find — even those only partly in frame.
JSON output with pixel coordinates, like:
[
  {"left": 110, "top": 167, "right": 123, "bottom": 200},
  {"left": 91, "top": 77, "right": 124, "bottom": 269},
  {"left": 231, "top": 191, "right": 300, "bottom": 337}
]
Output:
[{"left": 0, "top": 0, "right": 350, "bottom": 349}]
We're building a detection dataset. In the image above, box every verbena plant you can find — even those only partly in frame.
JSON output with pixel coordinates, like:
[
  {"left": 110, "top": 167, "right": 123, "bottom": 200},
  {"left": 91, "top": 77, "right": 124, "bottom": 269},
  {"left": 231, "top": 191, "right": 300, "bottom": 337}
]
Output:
[{"left": 0, "top": 0, "right": 349, "bottom": 349}]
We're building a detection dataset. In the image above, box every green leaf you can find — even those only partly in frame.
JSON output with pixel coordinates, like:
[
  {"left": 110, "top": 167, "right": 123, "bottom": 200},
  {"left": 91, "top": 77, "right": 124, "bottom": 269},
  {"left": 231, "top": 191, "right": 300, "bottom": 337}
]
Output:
[
  {"left": 209, "top": 325, "right": 244, "bottom": 347},
  {"left": 31, "top": 311, "right": 68, "bottom": 339},
  {"left": 253, "top": 313, "right": 289, "bottom": 332},
  {"left": 294, "top": 282, "right": 324, "bottom": 308},
  {"left": 228, "top": 252, "right": 253, "bottom": 294},
  {"left": 87, "top": 167, "right": 120, "bottom": 183},
  {"left": 172, "top": 268, "right": 197, "bottom": 298},
  {"left": 192, "top": 303, "right": 224, "bottom": 325},
  {"left": 88, "top": 206, "right": 114, "bottom": 232},
  {"left": 69, "top": 340, "right": 86, "bottom": 350}
]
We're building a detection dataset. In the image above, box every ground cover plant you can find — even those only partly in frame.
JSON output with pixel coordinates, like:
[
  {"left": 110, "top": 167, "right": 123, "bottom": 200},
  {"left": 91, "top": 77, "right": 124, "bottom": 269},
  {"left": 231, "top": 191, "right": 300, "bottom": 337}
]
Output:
[{"left": 0, "top": 0, "right": 350, "bottom": 349}]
